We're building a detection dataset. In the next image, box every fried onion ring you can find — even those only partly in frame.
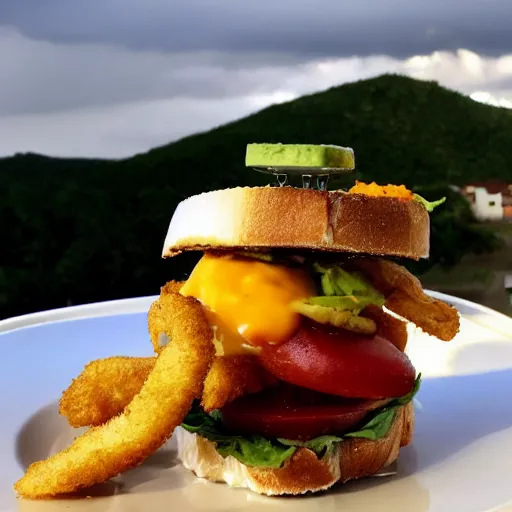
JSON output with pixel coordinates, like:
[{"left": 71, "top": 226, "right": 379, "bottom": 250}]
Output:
[
  {"left": 149, "top": 282, "right": 277, "bottom": 411},
  {"left": 148, "top": 280, "right": 185, "bottom": 353},
  {"left": 362, "top": 304, "right": 409, "bottom": 352},
  {"left": 202, "top": 355, "right": 278, "bottom": 411},
  {"left": 60, "top": 354, "right": 276, "bottom": 426},
  {"left": 15, "top": 283, "right": 214, "bottom": 498},
  {"left": 353, "top": 259, "right": 460, "bottom": 341},
  {"left": 59, "top": 356, "right": 156, "bottom": 428}
]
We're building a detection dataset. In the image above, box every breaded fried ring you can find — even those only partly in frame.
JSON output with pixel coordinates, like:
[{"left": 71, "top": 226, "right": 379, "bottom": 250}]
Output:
[
  {"left": 59, "top": 356, "right": 156, "bottom": 428},
  {"left": 353, "top": 259, "right": 460, "bottom": 342},
  {"left": 202, "top": 355, "right": 278, "bottom": 411},
  {"left": 150, "top": 281, "right": 277, "bottom": 411},
  {"left": 385, "top": 290, "right": 459, "bottom": 342},
  {"left": 15, "top": 283, "right": 214, "bottom": 498},
  {"left": 362, "top": 305, "right": 409, "bottom": 352},
  {"left": 148, "top": 281, "right": 185, "bottom": 353},
  {"left": 60, "top": 355, "right": 276, "bottom": 425}
]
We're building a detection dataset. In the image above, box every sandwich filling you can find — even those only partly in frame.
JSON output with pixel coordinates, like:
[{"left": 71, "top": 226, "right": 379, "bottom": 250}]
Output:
[
  {"left": 172, "top": 244, "right": 457, "bottom": 469},
  {"left": 180, "top": 253, "right": 316, "bottom": 354}
]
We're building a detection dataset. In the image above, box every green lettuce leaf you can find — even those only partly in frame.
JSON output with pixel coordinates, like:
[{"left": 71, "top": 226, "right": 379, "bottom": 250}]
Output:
[
  {"left": 277, "top": 435, "right": 343, "bottom": 457},
  {"left": 344, "top": 408, "right": 397, "bottom": 440},
  {"left": 215, "top": 436, "right": 296, "bottom": 468},
  {"left": 180, "top": 375, "right": 421, "bottom": 468},
  {"left": 413, "top": 193, "right": 446, "bottom": 212},
  {"left": 181, "top": 406, "right": 296, "bottom": 468},
  {"left": 345, "top": 373, "right": 422, "bottom": 441}
]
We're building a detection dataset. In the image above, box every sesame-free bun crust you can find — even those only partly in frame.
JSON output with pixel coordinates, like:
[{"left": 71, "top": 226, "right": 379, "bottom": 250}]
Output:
[
  {"left": 176, "top": 402, "right": 414, "bottom": 496},
  {"left": 162, "top": 187, "right": 429, "bottom": 260}
]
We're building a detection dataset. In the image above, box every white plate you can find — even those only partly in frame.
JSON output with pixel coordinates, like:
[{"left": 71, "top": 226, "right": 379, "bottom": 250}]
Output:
[{"left": 1, "top": 292, "right": 512, "bottom": 512}]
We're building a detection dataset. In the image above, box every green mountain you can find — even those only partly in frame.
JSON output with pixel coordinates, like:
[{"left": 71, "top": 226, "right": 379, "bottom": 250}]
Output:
[{"left": 0, "top": 74, "right": 508, "bottom": 319}]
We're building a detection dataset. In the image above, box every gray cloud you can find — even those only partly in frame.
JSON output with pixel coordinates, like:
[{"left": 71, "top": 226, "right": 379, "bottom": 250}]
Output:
[
  {"left": 0, "top": 96, "right": 258, "bottom": 158},
  {"left": 1, "top": 1, "right": 512, "bottom": 159},
  {"left": 0, "top": 27, "right": 315, "bottom": 116},
  {"left": 2, "top": 24, "right": 511, "bottom": 119},
  {"left": 0, "top": 31, "right": 511, "bottom": 159},
  {"left": 1, "top": 0, "right": 511, "bottom": 58}
]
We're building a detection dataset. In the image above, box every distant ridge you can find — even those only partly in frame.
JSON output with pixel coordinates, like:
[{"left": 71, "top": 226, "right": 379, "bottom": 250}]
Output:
[{"left": 2, "top": 73, "right": 512, "bottom": 188}]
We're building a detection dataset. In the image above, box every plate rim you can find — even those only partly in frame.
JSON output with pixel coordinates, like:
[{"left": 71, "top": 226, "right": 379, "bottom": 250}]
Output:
[
  {"left": 0, "top": 290, "right": 511, "bottom": 336},
  {"left": 0, "top": 295, "right": 158, "bottom": 335}
]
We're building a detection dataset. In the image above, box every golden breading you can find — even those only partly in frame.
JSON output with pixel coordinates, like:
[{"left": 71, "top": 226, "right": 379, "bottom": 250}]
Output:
[
  {"left": 148, "top": 280, "right": 185, "bottom": 353},
  {"left": 59, "top": 356, "right": 156, "bottom": 428},
  {"left": 59, "top": 354, "right": 276, "bottom": 426},
  {"left": 15, "top": 283, "right": 214, "bottom": 498},
  {"left": 149, "top": 281, "right": 277, "bottom": 412},
  {"left": 385, "top": 290, "right": 459, "bottom": 342},
  {"left": 202, "top": 355, "right": 278, "bottom": 411},
  {"left": 353, "top": 259, "right": 460, "bottom": 342},
  {"left": 362, "top": 304, "right": 409, "bottom": 352}
]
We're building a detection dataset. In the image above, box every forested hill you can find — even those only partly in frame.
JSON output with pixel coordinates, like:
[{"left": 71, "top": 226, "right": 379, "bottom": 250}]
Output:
[
  {"left": 3, "top": 73, "right": 512, "bottom": 187},
  {"left": 0, "top": 74, "right": 508, "bottom": 319},
  {"left": 124, "top": 73, "right": 512, "bottom": 190}
]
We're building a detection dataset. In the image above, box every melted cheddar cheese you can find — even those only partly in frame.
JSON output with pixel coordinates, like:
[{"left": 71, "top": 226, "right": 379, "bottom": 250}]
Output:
[{"left": 180, "top": 253, "right": 315, "bottom": 355}]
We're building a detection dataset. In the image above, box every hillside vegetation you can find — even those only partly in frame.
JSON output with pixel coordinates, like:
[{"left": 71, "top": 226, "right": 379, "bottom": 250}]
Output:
[{"left": 0, "top": 74, "right": 508, "bottom": 319}]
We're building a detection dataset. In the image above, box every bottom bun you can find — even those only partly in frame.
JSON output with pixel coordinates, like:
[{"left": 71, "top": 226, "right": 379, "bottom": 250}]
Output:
[{"left": 176, "top": 402, "right": 415, "bottom": 496}]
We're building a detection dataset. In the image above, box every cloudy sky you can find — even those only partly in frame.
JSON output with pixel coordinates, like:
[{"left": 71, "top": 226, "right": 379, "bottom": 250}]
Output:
[{"left": 1, "top": 0, "right": 511, "bottom": 159}]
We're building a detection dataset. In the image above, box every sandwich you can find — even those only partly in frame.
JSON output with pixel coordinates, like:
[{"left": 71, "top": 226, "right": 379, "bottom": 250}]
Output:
[
  {"left": 153, "top": 143, "right": 459, "bottom": 495},
  {"left": 14, "top": 142, "right": 459, "bottom": 499}
]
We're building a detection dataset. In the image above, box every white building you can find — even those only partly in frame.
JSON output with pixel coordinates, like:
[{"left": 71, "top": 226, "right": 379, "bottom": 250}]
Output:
[
  {"left": 462, "top": 182, "right": 512, "bottom": 222},
  {"left": 467, "top": 186, "right": 503, "bottom": 221}
]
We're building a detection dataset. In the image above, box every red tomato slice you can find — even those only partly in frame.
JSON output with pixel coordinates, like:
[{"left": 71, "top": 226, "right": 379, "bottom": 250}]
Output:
[
  {"left": 220, "top": 383, "right": 388, "bottom": 441},
  {"left": 259, "top": 320, "right": 416, "bottom": 399}
]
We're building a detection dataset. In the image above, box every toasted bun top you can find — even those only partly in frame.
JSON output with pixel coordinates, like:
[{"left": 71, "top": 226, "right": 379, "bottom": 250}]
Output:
[{"left": 162, "top": 186, "right": 430, "bottom": 260}]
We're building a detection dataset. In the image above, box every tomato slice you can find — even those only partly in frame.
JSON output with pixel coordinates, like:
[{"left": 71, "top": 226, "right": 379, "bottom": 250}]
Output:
[
  {"left": 259, "top": 320, "right": 416, "bottom": 399},
  {"left": 220, "top": 383, "right": 388, "bottom": 441}
]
